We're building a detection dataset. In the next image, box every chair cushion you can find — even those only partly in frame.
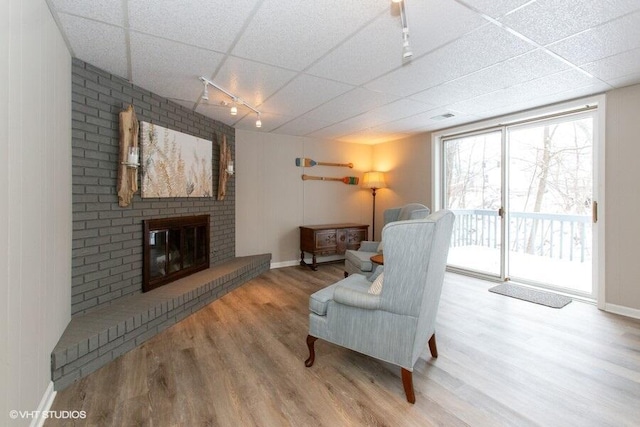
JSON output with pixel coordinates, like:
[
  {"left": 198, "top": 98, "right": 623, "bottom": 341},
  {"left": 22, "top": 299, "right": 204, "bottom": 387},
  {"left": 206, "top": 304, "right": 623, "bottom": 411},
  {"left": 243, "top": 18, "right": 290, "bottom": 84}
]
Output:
[
  {"left": 309, "top": 283, "right": 339, "bottom": 316},
  {"left": 309, "top": 274, "right": 374, "bottom": 316},
  {"left": 368, "top": 272, "right": 384, "bottom": 295},
  {"left": 344, "top": 249, "right": 375, "bottom": 272}
]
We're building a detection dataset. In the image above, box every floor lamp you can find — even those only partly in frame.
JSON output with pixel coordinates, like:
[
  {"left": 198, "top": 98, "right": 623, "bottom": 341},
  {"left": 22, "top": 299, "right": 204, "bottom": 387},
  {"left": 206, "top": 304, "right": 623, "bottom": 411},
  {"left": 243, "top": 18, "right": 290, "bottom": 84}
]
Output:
[{"left": 362, "top": 171, "right": 387, "bottom": 241}]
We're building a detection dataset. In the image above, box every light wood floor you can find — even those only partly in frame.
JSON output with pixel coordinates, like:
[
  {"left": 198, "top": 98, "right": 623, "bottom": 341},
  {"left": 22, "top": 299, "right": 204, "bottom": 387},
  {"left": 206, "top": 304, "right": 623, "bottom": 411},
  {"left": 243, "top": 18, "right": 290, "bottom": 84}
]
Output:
[{"left": 47, "top": 265, "right": 640, "bottom": 426}]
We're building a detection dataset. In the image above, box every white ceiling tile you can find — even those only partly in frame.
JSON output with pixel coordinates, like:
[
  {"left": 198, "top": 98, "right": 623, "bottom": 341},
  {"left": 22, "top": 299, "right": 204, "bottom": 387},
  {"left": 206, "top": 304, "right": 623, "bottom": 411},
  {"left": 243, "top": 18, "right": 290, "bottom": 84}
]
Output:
[
  {"left": 130, "top": 33, "right": 225, "bottom": 100},
  {"left": 50, "top": 0, "right": 124, "bottom": 25},
  {"left": 337, "top": 98, "right": 436, "bottom": 132},
  {"left": 501, "top": 0, "right": 640, "bottom": 46},
  {"left": 231, "top": 0, "right": 389, "bottom": 71},
  {"left": 454, "top": 0, "right": 535, "bottom": 19},
  {"left": 275, "top": 117, "right": 334, "bottom": 136},
  {"left": 259, "top": 74, "right": 353, "bottom": 116},
  {"left": 302, "top": 88, "right": 400, "bottom": 123},
  {"left": 547, "top": 11, "right": 640, "bottom": 65},
  {"left": 581, "top": 47, "right": 640, "bottom": 82},
  {"left": 306, "top": 15, "right": 404, "bottom": 86},
  {"left": 478, "top": 82, "right": 611, "bottom": 119},
  {"left": 448, "top": 69, "right": 605, "bottom": 114},
  {"left": 128, "top": 0, "right": 260, "bottom": 53},
  {"left": 58, "top": 14, "right": 128, "bottom": 79},
  {"left": 607, "top": 71, "right": 640, "bottom": 88},
  {"left": 407, "top": 0, "right": 487, "bottom": 56},
  {"left": 411, "top": 49, "right": 570, "bottom": 105},
  {"left": 337, "top": 130, "right": 412, "bottom": 145},
  {"left": 366, "top": 23, "right": 534, "bottom": 97},
  {"left": 213, "top": 57, "right": 297, "bottom": 108}
]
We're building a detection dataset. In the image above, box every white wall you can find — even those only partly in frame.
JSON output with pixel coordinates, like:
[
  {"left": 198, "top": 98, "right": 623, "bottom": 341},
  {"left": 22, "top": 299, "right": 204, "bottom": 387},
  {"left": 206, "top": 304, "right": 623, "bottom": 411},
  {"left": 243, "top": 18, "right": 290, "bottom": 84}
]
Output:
[
  {"left": 236, "top": 130, "right": 372, "bottom": 265},
  {"left": 1, "top": 0, "right": 72, "bottom": 424},
  {"left": 605, "top": 83, "right": 640, "bottom": 314}
]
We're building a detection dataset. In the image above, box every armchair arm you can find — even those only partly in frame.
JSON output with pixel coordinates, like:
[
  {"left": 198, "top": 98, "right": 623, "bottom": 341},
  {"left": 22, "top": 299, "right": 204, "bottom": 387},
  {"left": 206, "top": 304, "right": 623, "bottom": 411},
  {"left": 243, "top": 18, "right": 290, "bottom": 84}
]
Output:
[
  {"left": 358, "top": 241, "right": 381, "bottom": 252},
  {"left": 333, "top": 285, "right": 381, "bottom": 310}
]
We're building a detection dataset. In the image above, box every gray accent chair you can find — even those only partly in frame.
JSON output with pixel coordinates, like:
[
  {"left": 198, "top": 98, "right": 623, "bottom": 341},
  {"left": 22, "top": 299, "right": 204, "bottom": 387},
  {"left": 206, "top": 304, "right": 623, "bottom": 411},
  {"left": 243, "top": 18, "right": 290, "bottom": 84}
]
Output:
[
  {"left": 304, "top": 209, "right": 455, "bottom": 403},
  {"left": 344, "top": 203, "right": 430, "bottom": 277}
]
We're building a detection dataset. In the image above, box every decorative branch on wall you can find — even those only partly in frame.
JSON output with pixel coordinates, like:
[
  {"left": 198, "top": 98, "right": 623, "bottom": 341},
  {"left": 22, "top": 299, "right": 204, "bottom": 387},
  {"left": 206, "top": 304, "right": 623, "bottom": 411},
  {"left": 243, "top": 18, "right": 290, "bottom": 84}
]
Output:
[
  {"left": 295, "top": 157, "right": 353, "bottom": 168},
  {"left": 217, "top": 134, "right": 232, "bottom": 200},
  {"left": 140, "top": 122, "right": 213, "bottom": 198},
  {"left": 301, "top": 174, "right": 359, "bottom": 185},
  {"left": 117, "top": 105, "right": 140, "bottom": 207}
]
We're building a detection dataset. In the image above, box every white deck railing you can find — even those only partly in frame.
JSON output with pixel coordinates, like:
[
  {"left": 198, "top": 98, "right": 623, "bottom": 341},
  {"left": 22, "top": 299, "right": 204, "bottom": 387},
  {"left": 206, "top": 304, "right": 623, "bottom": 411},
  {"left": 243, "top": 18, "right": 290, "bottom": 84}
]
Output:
[{"left": 451, "top": 209, "right": 591, "bottom": 263}]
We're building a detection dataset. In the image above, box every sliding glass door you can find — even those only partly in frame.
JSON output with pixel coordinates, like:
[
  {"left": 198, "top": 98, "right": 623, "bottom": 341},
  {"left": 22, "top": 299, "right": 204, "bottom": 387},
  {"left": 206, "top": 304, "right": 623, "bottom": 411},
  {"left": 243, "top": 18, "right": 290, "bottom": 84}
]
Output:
[
  {"left": 443, "top": 130, "right": 503, "bottom": 277},
  {"left": 441, "top": 110, "right": 596, "bottom": 298},
  {"left": 507, "top": 114, "right": 593, "bottom": 295}
]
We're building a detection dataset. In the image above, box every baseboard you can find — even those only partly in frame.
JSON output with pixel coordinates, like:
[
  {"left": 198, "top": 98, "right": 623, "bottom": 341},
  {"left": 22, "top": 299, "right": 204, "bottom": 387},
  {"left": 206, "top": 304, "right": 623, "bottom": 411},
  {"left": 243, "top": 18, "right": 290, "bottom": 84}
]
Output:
[
  {"left": 271, "top": 260, "right": 300, "bottom": 269},
  {"left": 30, "top": 382, "right": 56, "bottom": 427},
  {"left": 603, "top": 303, "right": 640, "bottom": 320}
]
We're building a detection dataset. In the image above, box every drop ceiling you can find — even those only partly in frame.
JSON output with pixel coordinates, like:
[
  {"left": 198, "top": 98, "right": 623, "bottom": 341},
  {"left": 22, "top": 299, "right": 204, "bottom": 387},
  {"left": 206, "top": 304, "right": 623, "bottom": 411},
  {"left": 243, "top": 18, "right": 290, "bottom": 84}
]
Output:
[{"left": 48, "top": 0, "right": 640, "bottom": 144}]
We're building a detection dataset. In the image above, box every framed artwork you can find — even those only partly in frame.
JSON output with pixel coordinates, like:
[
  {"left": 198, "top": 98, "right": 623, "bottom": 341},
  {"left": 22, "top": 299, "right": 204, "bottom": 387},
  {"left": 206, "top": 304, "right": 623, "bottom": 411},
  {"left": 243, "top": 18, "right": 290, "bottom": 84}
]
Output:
[{"left": 140, "top": 122, "right": 213, "bottom": 198}]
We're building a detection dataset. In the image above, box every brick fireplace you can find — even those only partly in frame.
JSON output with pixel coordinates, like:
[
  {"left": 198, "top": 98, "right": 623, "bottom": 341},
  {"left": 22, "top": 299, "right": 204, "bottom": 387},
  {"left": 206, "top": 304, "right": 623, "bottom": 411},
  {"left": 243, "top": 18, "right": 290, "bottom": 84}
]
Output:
[
  {"left": 54, "top": 60, "right": 271, "bottom": 391},
  {"left": 71, "top": 59, "right": 235, "bottom": 316}
]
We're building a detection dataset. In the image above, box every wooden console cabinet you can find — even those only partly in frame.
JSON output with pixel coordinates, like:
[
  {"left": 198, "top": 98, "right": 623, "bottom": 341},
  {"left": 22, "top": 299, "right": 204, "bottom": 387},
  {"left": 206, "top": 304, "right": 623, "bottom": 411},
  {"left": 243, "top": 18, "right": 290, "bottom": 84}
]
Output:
[{"left": 299, "top": 223, "right": 368, "bottom": 270}]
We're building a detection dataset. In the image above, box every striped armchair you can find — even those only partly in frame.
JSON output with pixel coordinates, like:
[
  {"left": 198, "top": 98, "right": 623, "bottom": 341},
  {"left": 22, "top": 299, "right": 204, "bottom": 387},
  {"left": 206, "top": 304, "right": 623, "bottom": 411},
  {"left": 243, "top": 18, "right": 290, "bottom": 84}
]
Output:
[
  {"left": 343, "top": 203, "right": 430, "bottom": 277},
  {"left": 304, "top": 210, "right": 455, "bottom": 403}
]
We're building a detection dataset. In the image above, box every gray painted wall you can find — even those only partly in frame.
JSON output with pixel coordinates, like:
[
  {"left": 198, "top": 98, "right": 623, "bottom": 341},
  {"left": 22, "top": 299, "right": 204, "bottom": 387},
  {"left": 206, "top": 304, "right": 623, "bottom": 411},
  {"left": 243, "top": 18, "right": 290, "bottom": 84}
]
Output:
[{"left": 72, "top": 60, "right": 235, "bottom": 315}]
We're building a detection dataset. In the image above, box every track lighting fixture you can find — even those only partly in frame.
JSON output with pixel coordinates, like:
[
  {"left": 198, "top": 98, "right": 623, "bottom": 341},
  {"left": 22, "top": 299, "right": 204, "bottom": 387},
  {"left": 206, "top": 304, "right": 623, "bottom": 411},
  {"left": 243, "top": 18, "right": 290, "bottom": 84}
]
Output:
[
  {"left": 202, "top": 83, "right": 209, "bottom": 101},
  {"left": 199, "top": 77, "right": 263, "bottom": 128},
  {"left": 395, "top": 0, "right": 413, "bottom": 63}
]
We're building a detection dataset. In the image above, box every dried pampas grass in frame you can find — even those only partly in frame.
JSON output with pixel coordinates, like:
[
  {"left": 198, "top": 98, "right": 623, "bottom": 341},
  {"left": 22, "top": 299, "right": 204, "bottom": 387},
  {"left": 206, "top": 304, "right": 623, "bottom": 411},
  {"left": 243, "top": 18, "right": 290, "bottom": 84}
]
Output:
[{"left": 140, "top": 122, "right": 213, "bottom": 198}]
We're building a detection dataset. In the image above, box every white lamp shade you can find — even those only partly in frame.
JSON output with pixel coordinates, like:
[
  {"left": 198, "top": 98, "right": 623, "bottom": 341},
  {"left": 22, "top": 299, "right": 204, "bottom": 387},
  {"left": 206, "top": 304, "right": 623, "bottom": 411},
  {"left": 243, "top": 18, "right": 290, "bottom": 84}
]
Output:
[{"left": 362, "top": 171, "right": 387, "bottom": 189}]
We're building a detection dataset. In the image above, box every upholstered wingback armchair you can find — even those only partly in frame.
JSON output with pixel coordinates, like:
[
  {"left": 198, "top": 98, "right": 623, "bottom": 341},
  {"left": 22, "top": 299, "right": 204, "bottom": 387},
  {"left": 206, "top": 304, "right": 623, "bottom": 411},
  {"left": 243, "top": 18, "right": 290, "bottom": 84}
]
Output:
[
  {"left": 344, "top": 203, "right": 430, "bottom": 277},
  {"left": 305, "top": 209, "right": 455, "bottom": 403}
]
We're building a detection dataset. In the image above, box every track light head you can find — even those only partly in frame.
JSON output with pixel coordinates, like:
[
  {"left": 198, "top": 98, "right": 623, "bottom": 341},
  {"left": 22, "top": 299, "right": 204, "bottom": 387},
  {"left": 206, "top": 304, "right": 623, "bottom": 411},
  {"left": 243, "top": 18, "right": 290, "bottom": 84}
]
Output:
[
  {"left": 255, "top": 113, "right": 262, "bottom": 128},
  {"left": 230, "top": 104, "right": 238, "bottom": 116},
  {"left": 202, "top": 83, "right": 209, "bottom": 101},
  {"left": 402, "top": 37, "right": 413, "bottom": 61}
]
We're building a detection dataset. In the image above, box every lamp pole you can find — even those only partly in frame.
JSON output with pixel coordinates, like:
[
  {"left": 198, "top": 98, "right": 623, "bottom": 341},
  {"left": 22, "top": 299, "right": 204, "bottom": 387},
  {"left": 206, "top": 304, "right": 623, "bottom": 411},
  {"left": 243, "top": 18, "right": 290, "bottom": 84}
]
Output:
[
  {"left": 371, "top": 187, "right": 378, "bottom": 241},
  {"left": 363, "top": 171, "right": 387, "bottom": 241}
]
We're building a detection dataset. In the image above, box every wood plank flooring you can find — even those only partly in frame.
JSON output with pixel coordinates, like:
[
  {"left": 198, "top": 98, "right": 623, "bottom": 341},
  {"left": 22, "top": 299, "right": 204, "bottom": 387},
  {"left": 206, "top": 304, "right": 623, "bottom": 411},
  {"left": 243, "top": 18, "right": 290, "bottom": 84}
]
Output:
[{"left": 47, "top": 266, "right": 640, "bottom": 426}]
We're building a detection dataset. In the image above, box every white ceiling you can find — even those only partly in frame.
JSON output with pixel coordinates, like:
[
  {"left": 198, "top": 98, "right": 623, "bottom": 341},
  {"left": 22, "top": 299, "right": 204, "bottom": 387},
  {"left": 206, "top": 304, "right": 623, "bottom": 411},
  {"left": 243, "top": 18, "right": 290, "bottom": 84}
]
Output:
[{"left": 48, "top": 0, "right": 640, "bottom": 144}]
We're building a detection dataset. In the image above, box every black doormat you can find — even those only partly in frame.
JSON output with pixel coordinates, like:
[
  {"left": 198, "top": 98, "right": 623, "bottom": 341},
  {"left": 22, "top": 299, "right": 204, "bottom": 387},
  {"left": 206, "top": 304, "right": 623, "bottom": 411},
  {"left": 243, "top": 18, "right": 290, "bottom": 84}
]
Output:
[{"left": 489, "top": 283, "right": 572, "bottom": 308}]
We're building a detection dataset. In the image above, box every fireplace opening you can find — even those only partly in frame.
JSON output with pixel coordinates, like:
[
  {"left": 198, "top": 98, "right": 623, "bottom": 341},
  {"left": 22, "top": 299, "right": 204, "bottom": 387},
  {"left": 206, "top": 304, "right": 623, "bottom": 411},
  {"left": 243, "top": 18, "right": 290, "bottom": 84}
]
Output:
[{"left": 143, "top": 215, "right": 210, "bottom": 292}]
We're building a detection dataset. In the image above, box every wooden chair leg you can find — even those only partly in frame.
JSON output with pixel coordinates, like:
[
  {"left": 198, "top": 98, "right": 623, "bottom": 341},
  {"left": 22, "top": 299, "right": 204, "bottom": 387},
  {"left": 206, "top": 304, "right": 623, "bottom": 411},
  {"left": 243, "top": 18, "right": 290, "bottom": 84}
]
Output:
[
  {"left": 304, "top": 335, "right": 318, "bottom": 367},
  {"left": 428, "top": 333, "right": 438, "bottom": 358},
  {"left": 401, "top": 368, "right": 416, "bottom": 404}
]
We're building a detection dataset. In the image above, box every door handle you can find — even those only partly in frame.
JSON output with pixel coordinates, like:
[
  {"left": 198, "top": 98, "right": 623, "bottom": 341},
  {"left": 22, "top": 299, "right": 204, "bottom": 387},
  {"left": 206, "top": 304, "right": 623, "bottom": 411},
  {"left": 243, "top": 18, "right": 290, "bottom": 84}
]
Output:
[
  {"left": 498, "top": 207, "right": 504, "bottom": 218},
  {"left": 592, "top": 201, "right": 598, "bottom": 223}
]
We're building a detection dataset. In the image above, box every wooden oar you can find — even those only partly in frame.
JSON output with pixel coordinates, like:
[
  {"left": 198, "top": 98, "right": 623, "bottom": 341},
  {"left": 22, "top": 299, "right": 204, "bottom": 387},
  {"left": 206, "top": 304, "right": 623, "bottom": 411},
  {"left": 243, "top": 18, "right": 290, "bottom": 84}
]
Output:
[
  {"left": 302, "top": 174, "right": 359, "bottom": 185},
  {"left": 296, "top": 157, "right": 353, "bottom": 168}
]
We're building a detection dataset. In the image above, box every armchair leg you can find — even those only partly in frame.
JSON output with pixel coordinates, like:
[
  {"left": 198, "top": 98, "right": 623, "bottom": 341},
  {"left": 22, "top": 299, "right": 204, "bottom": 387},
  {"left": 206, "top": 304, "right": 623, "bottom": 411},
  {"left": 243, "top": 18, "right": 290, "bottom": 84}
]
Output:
[
  {"left": 304, "top": 335, "right": 318, "bottom": 367},
  {"left": 401, "top": 368, "right": 416, "bottom": 404},
  {"left": 428, "top": 333, "right": 438, "bottom": 358}
]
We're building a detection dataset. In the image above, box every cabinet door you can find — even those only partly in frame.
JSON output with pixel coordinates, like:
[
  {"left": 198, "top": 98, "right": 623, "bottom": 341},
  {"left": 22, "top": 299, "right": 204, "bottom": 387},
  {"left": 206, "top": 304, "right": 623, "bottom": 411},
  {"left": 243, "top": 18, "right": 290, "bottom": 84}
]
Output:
[
  {"left": 346, "top": 228, "right": 367, "bottom": 250},
  {"left": 336, "top": 229, "right": 347, "bottom": 254},
  {"left": 315, "top": 230, "right": 337, "bottom": 254}
]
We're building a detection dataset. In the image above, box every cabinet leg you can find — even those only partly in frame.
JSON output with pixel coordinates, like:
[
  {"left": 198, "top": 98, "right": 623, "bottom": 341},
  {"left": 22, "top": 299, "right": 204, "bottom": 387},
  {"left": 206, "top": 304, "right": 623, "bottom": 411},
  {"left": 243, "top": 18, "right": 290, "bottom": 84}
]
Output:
[{"left": 311, "top": 254, "right": 318, "bottom": 271}]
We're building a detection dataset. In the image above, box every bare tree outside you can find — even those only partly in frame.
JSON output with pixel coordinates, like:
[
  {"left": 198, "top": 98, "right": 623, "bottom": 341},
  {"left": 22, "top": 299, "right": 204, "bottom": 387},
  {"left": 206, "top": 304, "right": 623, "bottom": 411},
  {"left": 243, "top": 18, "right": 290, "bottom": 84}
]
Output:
[{"left": 443, "top": 114, "right": 594, "bottom": 293}]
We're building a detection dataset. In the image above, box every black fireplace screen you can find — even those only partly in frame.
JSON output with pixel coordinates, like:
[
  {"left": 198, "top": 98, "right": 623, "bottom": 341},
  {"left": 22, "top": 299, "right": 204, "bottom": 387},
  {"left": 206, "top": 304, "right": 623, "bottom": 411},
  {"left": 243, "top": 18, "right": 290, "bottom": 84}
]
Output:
[{"left": 143, "top": 215, "right": 210, "bottom": 292}]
